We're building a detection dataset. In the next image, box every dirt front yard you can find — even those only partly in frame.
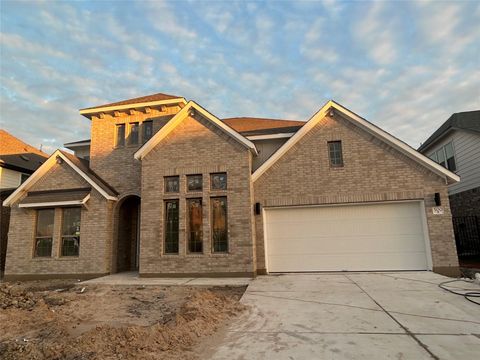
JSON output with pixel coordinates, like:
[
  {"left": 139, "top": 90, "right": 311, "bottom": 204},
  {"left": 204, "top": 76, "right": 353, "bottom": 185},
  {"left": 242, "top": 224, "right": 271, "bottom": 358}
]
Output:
[{"left": 0, "top": 280, "right": 246, "bottom": 359}]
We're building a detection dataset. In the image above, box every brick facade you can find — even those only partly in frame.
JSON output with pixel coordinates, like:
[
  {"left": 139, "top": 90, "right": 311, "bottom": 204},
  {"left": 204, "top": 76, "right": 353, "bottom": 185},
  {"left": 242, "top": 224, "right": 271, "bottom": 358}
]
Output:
[
  {"left": 449, "top": 187, "right": 480, "bottom": 218},
  {"left": 4, "top": 161, "right": 114, "bottom": 279},
  {"left": 3, "top": 100, "right": 459, "bottom": 279},
  {"left": 253, "top": 114, "right": 459, "bottom": 276},
  {"left": 140, "top": 114, "right": 255, "bottom": 276}
]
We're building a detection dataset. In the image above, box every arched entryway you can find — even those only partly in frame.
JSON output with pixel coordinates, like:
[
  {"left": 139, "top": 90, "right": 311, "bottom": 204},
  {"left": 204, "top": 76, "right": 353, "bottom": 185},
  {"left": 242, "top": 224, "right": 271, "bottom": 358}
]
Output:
[{"left": 116, "top": 195, "right": 141, "bottom": 272}]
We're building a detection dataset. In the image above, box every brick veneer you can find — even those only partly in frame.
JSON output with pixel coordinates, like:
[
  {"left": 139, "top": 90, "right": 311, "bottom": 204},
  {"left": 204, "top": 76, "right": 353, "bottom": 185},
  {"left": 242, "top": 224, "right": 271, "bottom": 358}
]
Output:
[
  {"left": 253, "top": 113, "right": 459, "bottom": 276},
  {"left": 4, "top": 161, "right": 114, "bottom": 280},
  {"left": 449, "top": 187, "right": 480, "bottom": 218},
  {"left": 139, "top": 114, "right": 255, "bottom": 276}
]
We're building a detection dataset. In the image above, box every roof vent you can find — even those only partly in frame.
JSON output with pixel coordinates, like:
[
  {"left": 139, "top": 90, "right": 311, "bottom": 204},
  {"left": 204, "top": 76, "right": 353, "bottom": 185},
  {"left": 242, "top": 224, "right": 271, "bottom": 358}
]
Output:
[{"left": 20, "top": 155, "right": 30, "bottom": 161}]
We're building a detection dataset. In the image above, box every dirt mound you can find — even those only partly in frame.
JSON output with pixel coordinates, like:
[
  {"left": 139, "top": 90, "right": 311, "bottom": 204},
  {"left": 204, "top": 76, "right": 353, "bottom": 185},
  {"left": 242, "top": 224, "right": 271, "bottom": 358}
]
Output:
[
  {"left": 0, "top": 283, "right": 38, "bottom": 310},
  {"left": 0, "top": 283, "right": 246, "bottom": 360}
]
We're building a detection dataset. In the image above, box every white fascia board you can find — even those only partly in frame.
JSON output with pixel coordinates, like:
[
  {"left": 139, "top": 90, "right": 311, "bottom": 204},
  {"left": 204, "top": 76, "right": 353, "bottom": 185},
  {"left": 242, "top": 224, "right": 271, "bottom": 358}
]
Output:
[
  {"left": 3, "top": 151, "right": 116, "bottom": 207},
  {"left": 252, "top": 100, "right": 460, "bottom": 184},
  {"left": 247, "top": 133, "right": 295, "bottom": 140},
  {"left": 135, "top": 101, "right": 258, "bottom": 160},
  {"left": 64, "top": 141, "right": 91, "bottom": 148},
  {"left": 19, "top": 194, "right": 91, "bottom": 208},
  {"left": 79, "top": 98, "right": 187, "bottom": 117}
]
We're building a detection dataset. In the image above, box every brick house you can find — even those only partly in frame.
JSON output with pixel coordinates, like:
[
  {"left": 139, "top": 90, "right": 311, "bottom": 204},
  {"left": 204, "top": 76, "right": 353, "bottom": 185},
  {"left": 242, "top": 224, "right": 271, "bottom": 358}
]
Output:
[{"left": 2, "top": 93, "right": 461, "bottom": 280}]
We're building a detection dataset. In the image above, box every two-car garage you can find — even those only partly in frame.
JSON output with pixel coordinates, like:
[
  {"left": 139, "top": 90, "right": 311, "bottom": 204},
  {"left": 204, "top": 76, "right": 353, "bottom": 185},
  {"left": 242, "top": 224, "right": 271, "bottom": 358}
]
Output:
[{"left": 264, "top": 201, "right": 431, "bottom": 273}]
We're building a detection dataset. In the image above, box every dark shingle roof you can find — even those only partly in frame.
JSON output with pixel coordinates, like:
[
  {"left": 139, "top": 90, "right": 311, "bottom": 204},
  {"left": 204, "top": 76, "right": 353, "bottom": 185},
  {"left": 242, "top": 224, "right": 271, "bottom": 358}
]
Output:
[
  {"left": 80, "top": 92, "right": 182, "bottom": 111},
  {"left": 0, "top": 153, "right": 47, "bottom": 173},
  {"left": 222, "top": 117, "right": 306, "bottom": 133},
  {"left": 19, "top": 188, "right": 91, "bottom": 205},
  {"left": 418, "top": 110, "right": 480, "bottom": 152}
]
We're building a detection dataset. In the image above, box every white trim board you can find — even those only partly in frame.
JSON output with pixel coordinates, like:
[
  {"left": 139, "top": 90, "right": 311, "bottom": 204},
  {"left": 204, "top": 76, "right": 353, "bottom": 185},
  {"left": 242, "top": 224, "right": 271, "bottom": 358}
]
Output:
[
  {"left": 134, "top": 101, "right": 258, "bottom": 160},
  {"left": 252, "top": 100, "right": 460, "bottom": 184},
  {"left": 79, "top": 98, "right": 187, "bottom": 117},
  {"left": 19, "top": 194, "right": 91, "bottom": 208},
  {"left": 3, "top": 150, "right": 117, "bottom": 207}
]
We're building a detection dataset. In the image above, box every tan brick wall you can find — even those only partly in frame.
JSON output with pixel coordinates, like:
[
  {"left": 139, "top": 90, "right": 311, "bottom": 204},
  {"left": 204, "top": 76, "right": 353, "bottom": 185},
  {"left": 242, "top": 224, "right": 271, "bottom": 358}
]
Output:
[
  {"left": 253, "top": 114, "right": 459, "bottom": 274},
  {"left": 4, "top": 161, "right": 114, "bottom": 278},
  {"left": 89, "top": 105, "right": 181, "bottom": 194},
  {"left": 139, "top": 114, "right": 255, "bottom": 276}
]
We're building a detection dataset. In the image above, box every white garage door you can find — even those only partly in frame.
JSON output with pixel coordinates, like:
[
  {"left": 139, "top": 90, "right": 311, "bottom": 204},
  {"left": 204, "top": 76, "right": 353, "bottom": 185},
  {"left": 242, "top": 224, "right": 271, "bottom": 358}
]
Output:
[{"left": 264, "top": 202, "right": 430, "bottom": 272}]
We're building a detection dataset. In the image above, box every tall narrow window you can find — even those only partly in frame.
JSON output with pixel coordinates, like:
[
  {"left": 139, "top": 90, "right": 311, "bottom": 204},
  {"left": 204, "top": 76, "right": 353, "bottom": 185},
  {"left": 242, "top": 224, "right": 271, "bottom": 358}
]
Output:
[
  {"left": 444, "top": 142, "right": 456, "bottom": 171},
  {"left": 35, "top": 209, "right": 54, "bottom": 257},
  {"left": 116, "top": 124, "right": 125, "bottom": 147},
  {"left": 187, "top": 174, "right": 203, "bottom": 192},
  {"left": 61, "top": 207, "right": 81, "bottom": 256},
  {"left": 143, "top": 121, "right": 153, "bottom": 142},
  {"left": 211, "top": 197, "right": 228, "bottom": 252},
  {"left": 437, "top": 148, "right": 446, "bottom": 168},
  {"left": 165, "top": 200, "right": 179, "bottom": 254},
  {"left": 129, "top": 122, "right": 139, "bottom": 145},
  {"left": 328, "top": 141, "right": 343, "bottom": 167},
  {"left": 187, "top": 199, "right": 203, "bottom": 253}
]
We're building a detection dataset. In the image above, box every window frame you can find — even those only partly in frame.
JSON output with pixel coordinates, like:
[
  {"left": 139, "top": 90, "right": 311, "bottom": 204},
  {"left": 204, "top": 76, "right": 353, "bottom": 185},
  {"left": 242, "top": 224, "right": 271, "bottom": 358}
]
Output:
[
  {"left": 60, "top": 207, "right": 81, "bottom": 257},
  {"left": 143, "top": 120, "right": 153, "bottom": 143},
  {"left": 128, "top": 122, "right": 140, "bottom": 146},
  {"left": 164, "top": 199, "right": 180, "bottom": 254},
  {"left": 210, "top": 172, "right": 227, "bottom": 190},
  {"left": 211, "top": 196, "right": 228, "bottom": 253},
  {"left": 34, "top": 208, "right": 55, "bottom": 258},
  {"left": 187, "top": 198, "right": 203, "bottom": 254},
  {"left": 164, "top": 176, "right": 180, "bottom": 193},
  {"left": 115, "top": 123, "right": 126, "bottom": 147},
  {"left": 187, "top": 174, "right": 203, "bottom": 192},
  {"left": 328, "top": 140, "right": 344, "bottom": 167},
  {"left": 431, "top": 141, "right": 456, "bottom": 172}
]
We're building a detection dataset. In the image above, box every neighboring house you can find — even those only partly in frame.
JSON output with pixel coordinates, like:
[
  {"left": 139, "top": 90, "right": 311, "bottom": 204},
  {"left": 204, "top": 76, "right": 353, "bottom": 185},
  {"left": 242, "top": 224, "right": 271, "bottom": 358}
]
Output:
[
  {"left": 418, "top": 110, "right": 480, "bottom": 259},
  {"left": 0, "top": 130, "right": 48, "bottom": 276},
  {"left": 2, "top": 93, "right": 461, "bottom": 281}
]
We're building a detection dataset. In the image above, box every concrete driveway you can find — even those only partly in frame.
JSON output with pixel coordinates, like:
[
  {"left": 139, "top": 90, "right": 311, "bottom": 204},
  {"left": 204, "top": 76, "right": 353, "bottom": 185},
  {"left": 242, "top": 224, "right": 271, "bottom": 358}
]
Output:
[{"left": 206, "top": 272, "right": 480, "bottom": 359}]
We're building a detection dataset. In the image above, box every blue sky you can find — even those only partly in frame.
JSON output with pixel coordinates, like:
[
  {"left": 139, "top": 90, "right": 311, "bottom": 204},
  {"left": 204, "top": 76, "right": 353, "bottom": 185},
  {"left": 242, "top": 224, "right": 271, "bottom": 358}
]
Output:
[{"left": 1, "top": 0, "right": 479, "bottom": 154}]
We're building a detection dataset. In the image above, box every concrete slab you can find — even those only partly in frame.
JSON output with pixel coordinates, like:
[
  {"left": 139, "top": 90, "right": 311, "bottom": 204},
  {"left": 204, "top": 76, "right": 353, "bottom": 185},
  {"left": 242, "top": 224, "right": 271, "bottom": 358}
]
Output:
[
  {"left": 204, "top": 272, "right": 480, "bottom": 359},
  {"left": 81, "top": 272, "right": 251, "bottom": 286},
  {"left": 209, "top": 333, "right": 433, "bottom": 360}
]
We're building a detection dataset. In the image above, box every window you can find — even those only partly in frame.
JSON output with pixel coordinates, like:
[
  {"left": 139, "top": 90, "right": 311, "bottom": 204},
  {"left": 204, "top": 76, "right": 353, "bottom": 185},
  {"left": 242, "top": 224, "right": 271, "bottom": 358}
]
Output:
[
  {"left": 143, "top": 121, "right": 153, "bottom": 142},
  {"left": 34, "top": 209, "right": 54, "bottom": 257},
  {"left": 187, "top": 199, "right": 203, "bottom": 253},
  {"left": 444, "top": 142, "right": 456, "bottom": 171},
  {"left": 211, "top": 173, "right": 227, "bottom": 190},
  {"left": 21, "top": 173, "right": 29, "bottom": 184},
  {"left": 211, "top": 197, "right": 228, "bottom": 252},
  {"left": 187, "top": 174, "right": 203, "bottom": 192},
  {"left": 430, "top": 142, "right": 456, "bottom": 171},
  {"left": 328, "top": 141, "right": 343, "bottom": 167},
  {"left": 164, "top": 200, "right": 179, "bottom": 254},
  {"left": 61, "top": 208, "right": 81, "bottom": 256},
  {"left": 128, "top": 122, "right": 139, "bottom": 145},
  {"left": 165, "top": 176, "right": 179, "bottom": 193},
  {"left": 116, "top": 124, "right": 125, "bottom": 147}
]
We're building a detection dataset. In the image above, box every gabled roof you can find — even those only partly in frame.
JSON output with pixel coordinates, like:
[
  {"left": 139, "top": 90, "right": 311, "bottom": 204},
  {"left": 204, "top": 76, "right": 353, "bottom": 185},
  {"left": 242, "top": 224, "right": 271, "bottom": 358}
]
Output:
[
  {"left": 0, "top": 153, "right": 47, "bottom": 173},
  {"left": 134, "top": 101, "right": 258, "bottom": 160},
  {"left": 3, "top": 150, "right": 118, "bottom": 207},
  {"left": 79, "top": 92, "right": 187, "bottom": 118},
  {"left": 222, "top": 117, "right": 306, "bottom": 133},
  {"left": 418, "top": 110, "right": 480, "bottom": 152},
  {"left": 252, "top": 100, "right": 460, "bottom": 184}
]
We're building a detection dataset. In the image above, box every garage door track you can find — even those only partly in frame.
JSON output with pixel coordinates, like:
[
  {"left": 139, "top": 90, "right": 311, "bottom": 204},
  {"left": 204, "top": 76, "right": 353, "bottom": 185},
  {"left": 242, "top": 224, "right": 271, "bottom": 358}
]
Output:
[{"left": 205, "top": 272, "right": 480, "bottom": 359}]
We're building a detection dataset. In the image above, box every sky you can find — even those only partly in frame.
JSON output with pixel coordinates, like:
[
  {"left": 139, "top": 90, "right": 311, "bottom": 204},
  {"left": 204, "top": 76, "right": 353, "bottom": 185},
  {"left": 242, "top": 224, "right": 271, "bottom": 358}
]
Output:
[{"left": 0, "top": 0, "right": 479, "bottom": 154}]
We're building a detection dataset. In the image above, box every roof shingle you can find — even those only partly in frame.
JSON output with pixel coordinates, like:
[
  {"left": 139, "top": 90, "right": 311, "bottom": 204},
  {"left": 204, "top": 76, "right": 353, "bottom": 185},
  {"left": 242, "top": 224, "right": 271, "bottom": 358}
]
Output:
[{"left": 80, "top": 92, "right": 182, "bottom": 111}]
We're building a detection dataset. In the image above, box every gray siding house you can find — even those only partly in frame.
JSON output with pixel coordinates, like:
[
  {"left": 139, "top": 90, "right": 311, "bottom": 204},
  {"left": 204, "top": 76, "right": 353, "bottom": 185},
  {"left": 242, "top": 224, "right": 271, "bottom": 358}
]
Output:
[{"left": 419, "top": 110, "right": 480, "bottom": 259}]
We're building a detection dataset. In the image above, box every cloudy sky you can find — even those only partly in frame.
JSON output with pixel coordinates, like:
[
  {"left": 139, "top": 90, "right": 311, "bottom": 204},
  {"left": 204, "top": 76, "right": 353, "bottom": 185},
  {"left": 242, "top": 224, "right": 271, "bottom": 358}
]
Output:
[{"left": 1, "top": 0, "right": 479, "bottom": 154}]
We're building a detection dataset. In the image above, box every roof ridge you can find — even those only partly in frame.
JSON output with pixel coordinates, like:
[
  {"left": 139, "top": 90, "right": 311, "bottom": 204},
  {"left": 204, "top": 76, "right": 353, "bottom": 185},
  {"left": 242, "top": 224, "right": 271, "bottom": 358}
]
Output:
[{"left": 80, "top": 92, "right": 182, "bottom": 111}]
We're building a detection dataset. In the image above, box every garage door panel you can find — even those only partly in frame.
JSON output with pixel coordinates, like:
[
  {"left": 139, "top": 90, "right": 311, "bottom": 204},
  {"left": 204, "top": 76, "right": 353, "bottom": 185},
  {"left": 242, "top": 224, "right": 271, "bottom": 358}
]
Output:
[
  {"left": 268, "top": 235, "right": 427, "bottom": 255},
  {"left": 265, "top": 202, "right": 429, "bottom": 272}
]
